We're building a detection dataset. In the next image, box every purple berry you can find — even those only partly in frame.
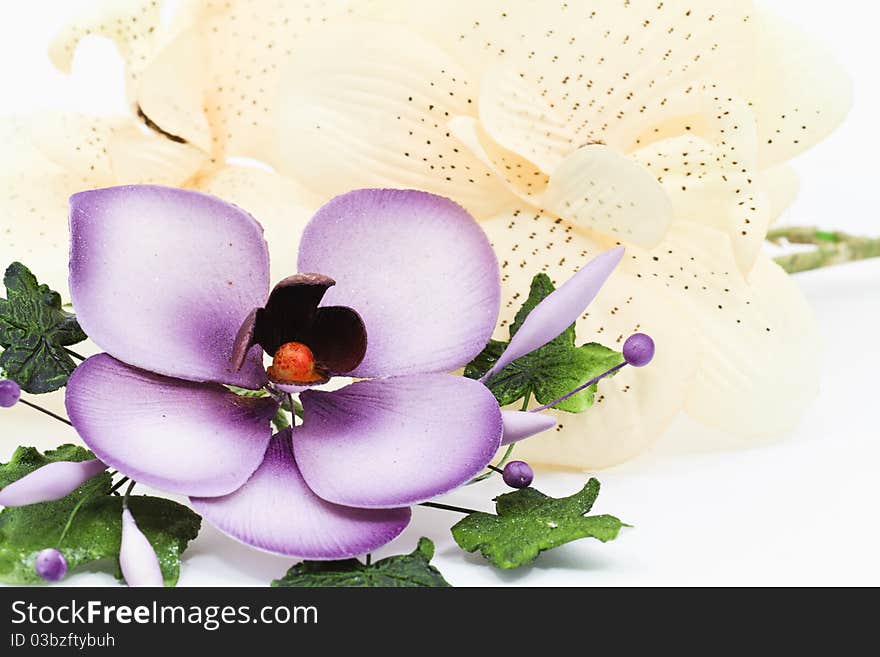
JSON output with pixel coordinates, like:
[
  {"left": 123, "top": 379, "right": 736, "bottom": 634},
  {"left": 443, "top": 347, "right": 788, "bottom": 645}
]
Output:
[
  {"left": 34, "top": 548, "right": 67, "bottom": 582},
  {"left": 503, "top": 461, "right": 534, "bottom": 489},
  {"left": 623, "top": 333, "right": 655, "bottom": 367},
  {"left": 0, "top": 379, "right": 21, "bottom": 408}
]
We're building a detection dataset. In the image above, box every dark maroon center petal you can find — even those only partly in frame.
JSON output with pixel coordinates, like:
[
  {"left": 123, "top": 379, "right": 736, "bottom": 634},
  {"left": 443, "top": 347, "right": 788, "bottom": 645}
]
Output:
[{"left": 230, "top": 273, "right": 367, "bottom": 379}]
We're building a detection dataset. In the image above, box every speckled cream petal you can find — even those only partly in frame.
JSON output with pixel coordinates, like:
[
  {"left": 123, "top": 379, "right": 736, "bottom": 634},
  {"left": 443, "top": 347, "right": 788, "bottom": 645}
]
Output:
[
  {"left": 48, "top": 0, "right": 165, "bottom": 90},
  {"left": 747, "top": 9, "right": 852, "bottom": 167},
  {"left": 1, "top": 112, "right": 208, "bottom": 296},
  {"left": 448, "top": 115, "right": 547, "bottom": 204},
  {"left": 108, "top": 124, "right": 207, "bottom": 186},
  {"left": 760, "top": 164, "right": 800, "bottom": 225},
  {"left": 27, "top": 113, "right": 123, "bottom": 184},
  {"left": 630, "top": 88, "right": 768, "bottom": 274},
  {"left": 191, "top": 165, "right": 319, "bottom": 281},
  {"left": 27, "top": 111, "right": 206, "bottom": 188},
  {"left": 189, "top": 0, "right": 351, "bottom": 162},
  {"left": 632, "top": 140, "right": 768, "bottom": 276},
  {"left": 136, "top": 27, "right": 212, "bottom": 151},
  {"left": 277, "top": 21, "right": 511, "bottom": 219},
  {"left": 354, "top": 0, "right": 755, "bottom": 148},
  {"left": 480, "top": 207, "right": 697, "bottom": 469},
  {"left": 624, "top": 222, "right": 820, "bottom": 437},
  {"left": 1, "top": 114, "right": 118, "bottom": 295},
  {"left": 543, "top": 145, "right": 672, "bottom": 248},
  {"left": 478, "top": 66, "right": 576, "bottom": 174}
]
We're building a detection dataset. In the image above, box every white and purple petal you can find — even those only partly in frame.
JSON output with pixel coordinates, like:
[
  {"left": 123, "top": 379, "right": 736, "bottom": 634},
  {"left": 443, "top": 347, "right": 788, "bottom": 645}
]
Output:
[
  {"left": 500, "top": 411, "right": 556, "bottom": 446},
  {"left": 295, "top": 374, "right": 502, "bottom": 508},
  {"left": 0, "top": 459, "right": 106, "bottom": 507},
  {"left": 65, "top": 354, "right": 277, "bottom": 498},
  {"left": 191, "top": 431, "right": 411, "bottom": 559},
  {"left": 119, "top": 508, "right": 165, "bottom": 587},
  {"left": 69, "top": 185, "right": 270, "bottom": 389},
  {"left": 297, "top": 189, "right": 500, "bottom": 377},
  {"left": 482, "top": 247, "right": 624, "bottom": 381}
]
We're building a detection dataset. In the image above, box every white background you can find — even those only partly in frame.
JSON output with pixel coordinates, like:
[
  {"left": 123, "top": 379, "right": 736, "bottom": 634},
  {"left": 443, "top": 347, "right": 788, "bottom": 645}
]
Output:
[{"left": 0, "top": 0, "right": 878, "bottom": 586}]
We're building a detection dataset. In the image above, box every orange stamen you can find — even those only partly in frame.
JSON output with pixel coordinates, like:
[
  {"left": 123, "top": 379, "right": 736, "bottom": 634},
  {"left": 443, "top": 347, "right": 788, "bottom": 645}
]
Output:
[{"left": 267, "top": 342, "right": 323, "bottom": 384}]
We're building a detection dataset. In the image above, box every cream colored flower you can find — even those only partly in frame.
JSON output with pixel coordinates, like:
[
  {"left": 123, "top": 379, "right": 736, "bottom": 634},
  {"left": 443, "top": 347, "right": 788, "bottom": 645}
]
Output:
[{"left": 0, "top": 0, "right": 851, "bottom": 467}]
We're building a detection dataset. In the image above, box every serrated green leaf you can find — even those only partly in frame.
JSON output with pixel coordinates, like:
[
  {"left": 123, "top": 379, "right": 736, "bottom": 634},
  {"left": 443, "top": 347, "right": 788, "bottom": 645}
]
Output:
[
  {"left": 0, "top": 262, "right": 87, "bottom": 393},
  {"left": 0, "top": 445, "right": 201, "bottom": 585},
  {"left": 451, "top": 478, "right": 625, "bottom": 569},
  {"left": 272, "top": 538, "right": 451, "bottom": 587},
  {"left": 465, "top": 273, "right": 623, "bottom": 412}
]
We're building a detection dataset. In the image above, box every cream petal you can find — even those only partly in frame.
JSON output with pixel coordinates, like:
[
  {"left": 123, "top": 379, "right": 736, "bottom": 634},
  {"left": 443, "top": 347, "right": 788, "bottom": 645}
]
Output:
[
  {"left": 632, "top": 134, "right": 768, "bottom": 275},
  {"left": 448, "top": 115, "right": 548, "bottom": 204},
  {"left": 108, "top": 124, "right": 207, "bottom": 186},
  {"left": 27, "top": 112, "right": 206, "bottom": 188},
  {"left": 186, "top": 0, "right": 350, "bottom": 162},
  {"left": 355, "top": 0, "right": 754, "bottom": 148},
  {"left": 480, "top": 208, "right": 698, "bottom": 469},
  {"left": 623, "top": 222, "right": 821, "bottom": 437},
  {"left": 136, "top": 27, "right": 213, "bottom": 151},
  {"left": 543, "top": 145, "right": 673, "bottom": 248},
  {"left": 190, "top": 165, "right": 318, "bottom": 281},
  {"left": 478, "top": 66, "right": 576, "bottom": 174},
  {"left": 760, "top": 164, "right": 800, "bottom": 225},
  {"left": 277, "top": 21, "right": 511, "bottom": 219},
  {"left": 0, "top": 114, "right": 118, "bottom": 295},
  {"left": 48, "top": 0, "right": 165, "bottom": 96},
  {"left": 747, "top": 9, "right": 853, "bottom": 167}
]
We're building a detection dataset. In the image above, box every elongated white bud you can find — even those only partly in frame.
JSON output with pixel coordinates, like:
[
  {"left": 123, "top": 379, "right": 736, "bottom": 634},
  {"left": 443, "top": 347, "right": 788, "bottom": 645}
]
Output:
[
  {"left": 119, "top": 508, "right": 164, "bottom": 587},
  {"left": 0, "top": 459, "right": 106, "bottom": 507}
]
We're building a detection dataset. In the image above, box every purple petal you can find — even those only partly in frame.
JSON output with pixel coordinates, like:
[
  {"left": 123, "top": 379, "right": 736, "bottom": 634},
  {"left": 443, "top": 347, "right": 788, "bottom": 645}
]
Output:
[
  {"left": 500, "top": 411, "right": 557, "bottom": 446},
  {"left": 0, "top": 459, "right": 106, "bottom": 507},
  {"left": 297, "top": 189, "right": 500, "bottom": 377},
  {"left": 120, "top": 508, "right": 164, "bottom": 587},
  {"left": 65, "top": 354, "right": 277, "bottom": 497},
  {"left": 69, "top": 185, "right": 270, "bottom": 389},
  {"left": 192, "top": 431, "right": 411, "bottom": 559},
  {"left": 482, "top": 247, "right": 624, "bottom": 381},
  {"left": 295, "top": 374, "right": 502, "bottom": 508}
]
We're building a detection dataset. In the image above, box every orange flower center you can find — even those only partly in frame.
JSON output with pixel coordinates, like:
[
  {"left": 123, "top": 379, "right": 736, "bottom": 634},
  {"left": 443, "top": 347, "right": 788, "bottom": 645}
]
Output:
[{"left": 267, "top": 342, "right": 323, "bottom": 384}]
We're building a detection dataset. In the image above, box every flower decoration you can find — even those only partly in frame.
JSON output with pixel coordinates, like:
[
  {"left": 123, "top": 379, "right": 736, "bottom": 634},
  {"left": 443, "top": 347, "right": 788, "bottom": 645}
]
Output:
[
  {"left": 0, "top": 0, "right": 853, "bottom": 471},
  {"left": 60, "top": 184, "right": 623, "bottom": 558}
]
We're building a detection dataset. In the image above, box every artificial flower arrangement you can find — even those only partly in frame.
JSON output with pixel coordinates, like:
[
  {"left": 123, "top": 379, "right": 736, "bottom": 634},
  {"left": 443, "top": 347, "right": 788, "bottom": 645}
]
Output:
[
  {"left": 1, "top": 184, "right": 653, "bottom": 585},
  {"left": 0, "top": 0, "right": 871, "bottom": 586}
]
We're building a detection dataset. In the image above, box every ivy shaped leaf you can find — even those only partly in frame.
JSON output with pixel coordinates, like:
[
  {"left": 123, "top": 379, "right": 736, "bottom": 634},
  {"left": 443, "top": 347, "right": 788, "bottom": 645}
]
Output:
[
  {"left": 272, "top": 538, "right": 451, "bottom": 587},
  {"left": 0, "top": 445, "right": 201, "bottom": 585},
  {"left": 451, "top": 478, "right": 626, "bottom": 569},
  {"left": 0, "top": 262, "right": 87, "bottom": 393},
  {"left": 465, "top": 273, "right": 623, "bottom": 412}
]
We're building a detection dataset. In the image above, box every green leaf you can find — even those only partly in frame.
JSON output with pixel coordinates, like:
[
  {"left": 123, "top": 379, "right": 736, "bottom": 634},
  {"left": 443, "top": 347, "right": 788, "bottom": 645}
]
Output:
[
  {"left": 272, "top": 407, "right": 291, "bottom": 431},
  {"left": 451, "top": 478, "right": 625, "bottom": 569},
  {"left": 465, "top": 273, "right": 623, "bottom": 412},
  {"left": 0, "top": 445, "right": 201, "bottom": 585},
  {"left": 0, "top": 262, "right": 87, "bottom": 393},
  {"left": 272, "top": 538, "right": 451, "bottom": 587},
  {"left": 228, "top": 386, "right": 290, "bottom": 430}
]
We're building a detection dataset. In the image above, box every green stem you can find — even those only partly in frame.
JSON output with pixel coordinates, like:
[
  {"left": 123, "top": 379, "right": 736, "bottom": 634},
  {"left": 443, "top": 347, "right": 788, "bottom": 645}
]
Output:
[
  {"left": 419, "top": 501, "right": 482, "bottom": 515},
  {"left": 768, "top": 227, "right": 880, "bottom": 274},
  {"left": 467, "top": 391, "right": 529, "bottom": 485},
  {"left": 19, "top": 399, "right": 73, "bottom": 426},
  {"left": 122, "top": 480, "right": 136, "bottom": 509},
  {"left": 64, "top": 348, "right": 86, "bottom": 361}
]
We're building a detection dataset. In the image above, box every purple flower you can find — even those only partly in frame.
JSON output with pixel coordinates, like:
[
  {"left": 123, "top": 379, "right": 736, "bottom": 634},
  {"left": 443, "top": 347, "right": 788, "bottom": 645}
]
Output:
[
  {"left": 64, "top": 186, "right": 506, "bottom": 559},
  {"left": 63, "top": 185, "right": 624, "bottom": 559}
]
